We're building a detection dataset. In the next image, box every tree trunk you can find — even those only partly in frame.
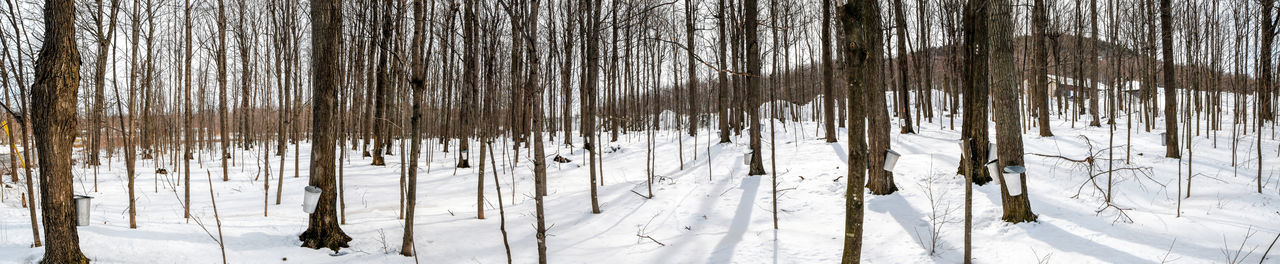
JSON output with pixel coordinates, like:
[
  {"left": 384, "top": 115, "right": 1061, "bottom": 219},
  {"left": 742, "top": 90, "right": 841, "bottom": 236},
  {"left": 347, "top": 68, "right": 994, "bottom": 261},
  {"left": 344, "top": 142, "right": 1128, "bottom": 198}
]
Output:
[
  {"left": 32, "top": 0, "right": 88, "bottom": 261},
  {"left": 1088, "top": 0, "right": 1101, "bottom": 127},
  {"left": 1160, "top": 0, "right": 1179, "bottom": 158},
  {"left": 183, "top": 0, "right": 194, "bottom": 220},
  {"left": 300, "top": 0, "right": 352, "bottom": 252},
  {"left": 745, "top": 0, "right": 766, "bottom": 176},
  {"left": 1262, "top": 0, "right": 1275, "bottom": 123},
  {"left": 990, "top": 0, "right": 1037, "bottom": 223},
  {"left": 400, "top": 0, "right": 429, "bottom": 256},
  {"left": 87, "top": 0, "right": 122, "bottom": 168},
  {"left": 585, "top": 0, "right": 602, "bottom": 214},
  {"left": 891, "top": 0, "right": 914, "bottom": 134},
  {"left": 371, "top": 0, "right": 393, "bottom": 166},
  {"left": 685, "top": 0, "right": 698, "bottom": 137},
  {"left": 858, "top": 0, "right": 894, "bottom": 194},
  {"left": 717, "top": 0, "right": 732, "bottom": 143},
  {"left": 822, "top": 0, "right": 836, "bottom": 143},
  {"left": 217, "top": 0, "right": 229, "bottom": 182},
  {"left": 1032, "top": 0, "right": 1053, "bottom": 137},
  {"left": 837, "top": 1, "right": 872, "bottom": 262}
]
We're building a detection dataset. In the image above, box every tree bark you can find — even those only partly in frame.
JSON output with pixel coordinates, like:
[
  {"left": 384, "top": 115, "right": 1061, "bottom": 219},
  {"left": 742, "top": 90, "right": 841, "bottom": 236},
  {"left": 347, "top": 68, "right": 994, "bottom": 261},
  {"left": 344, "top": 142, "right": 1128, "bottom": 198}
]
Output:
[
  {"left": 1032, "top": 0, "right": 1053, "bottom": 137},
  {"left": 685, "top": 0, "right": 698, "bottom": 137},
  {"left": 990, "top": 0, "right": 1037, "bottom": 223},
  {"left": 585, "top": 0, "right": 602, "bottom": 213},
  {"left": 822, "top": 0, "right": 836, "bottom": 143},
  {"left": 371, "top": 0, "right": 394, "bottom": 166},
  {"left": 891, "top": 0, "right": 914, "bottom": 134},
  {"left": 1262, "top": 0, "right": 1275, "bottom": 123},
  {"left": 300, "top": 0, "right": 352, "bottom": 252},
  {"left": 1160, "top": 0, "right": 1179, "bottom": 158},
  {"left": 401, "top": 0, "right": 429, "bottom": 256},
  {"left": 217, "top": 0, "right": 229, "bottom": 182},
  {"left": 717, "top": 0, "right": 732, "bottom": 143},
  {"left": 837, "top": 1, "right": 871, "bottom": 262},
  {"left": 32, "top": 0, "right": 88, "bottom": 261},
  {"left": 746, "top": 0, "right": 766, "bottom": 176}
]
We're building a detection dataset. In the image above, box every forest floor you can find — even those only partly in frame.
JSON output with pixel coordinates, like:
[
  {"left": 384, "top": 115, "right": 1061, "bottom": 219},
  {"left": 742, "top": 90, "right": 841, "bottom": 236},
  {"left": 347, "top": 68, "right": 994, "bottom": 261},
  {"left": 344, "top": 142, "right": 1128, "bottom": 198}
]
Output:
[{"left": 2, "top": 107, "right": 1280, "bottom": 263}]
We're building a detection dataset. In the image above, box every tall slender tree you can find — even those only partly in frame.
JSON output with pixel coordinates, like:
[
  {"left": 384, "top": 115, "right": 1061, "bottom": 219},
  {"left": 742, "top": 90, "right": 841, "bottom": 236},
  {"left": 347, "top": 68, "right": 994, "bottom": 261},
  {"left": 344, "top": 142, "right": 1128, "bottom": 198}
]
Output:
[
  {"left": 401, "top": 0, "right": 429, "bottom": 257},
  {"left": 1160, "top": 0, "right": 1179, "bottom": 158},
  {"left": 891, "top": 0, "right": 914, "bottom": 134},
  {"left": 746, "top": 0, "right": 766, "bottom": 176},
  {"left": 88, "top": 0, "right": 122, "bottom": 168},
  {"left": 838, "top": 1, "right": 874, "bottom": 262},
  {"left": 717, "top": 0, "right": 731, "bottom": 143},
  {"left": 1031, "top": 0, "right": 1053, "bottom": 136},
  {"left": 217, "top": 0, "right": 229, "bottom": 182},
  {"left": 822, "top": 0, "right": 836, "bottom": 143},
  {"left": 1262, "top": 0, "right": 1276, "bottom": 123},
  {"left": 686, "top": 0, "right": 698, "bottom": 137}
]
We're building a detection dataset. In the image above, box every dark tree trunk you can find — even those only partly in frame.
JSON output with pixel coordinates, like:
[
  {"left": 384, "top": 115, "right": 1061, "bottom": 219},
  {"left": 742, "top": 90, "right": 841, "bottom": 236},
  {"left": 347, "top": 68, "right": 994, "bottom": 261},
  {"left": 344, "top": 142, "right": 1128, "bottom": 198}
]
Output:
[
  {"left": 686, "top": 0, "right": 698, "bottom": 137},
  {"left": 958, "top": 0, "right": 993, "bottom": 186},
  {"left": 1160, "top": 0, "right": 1179, "bottom": 158},
  {"left": 837, "top": 1, "right": 872, "bottom": 262},
  {"left": 371, "top": 0, "right": 394, "bottom": 166},
  {"left": 822, "top": 0, "right": 836, "bottom": 143},
  {"left": 1262, "top": 0, "right": 1275, "bottom": 123},
  {"left": 217, "top": 0, "right": 229, "bottom": 182},
  {"left": 32, "top": 0, "right": 88, "bottom": 262},
  {"left": 717, "top": 0, "right": 732, "bottom": 143},
  {"left": 990, "top": 0, "right": 1037, "bottom": 223},
  {"left": 299, "top": 0, "right": 352, "bottom": 252},
  {"left": 891, "top": 0, "right": 914, "bottom": 134},
  {"left": 1088, "top": 0, "right": 1101, "bottom": 127},
  {"left": 746, "top": 0, "right": 766, "bottom": 176},
  {"left": 1032, "top": 0, "right": 1053, "bottom": 137}
]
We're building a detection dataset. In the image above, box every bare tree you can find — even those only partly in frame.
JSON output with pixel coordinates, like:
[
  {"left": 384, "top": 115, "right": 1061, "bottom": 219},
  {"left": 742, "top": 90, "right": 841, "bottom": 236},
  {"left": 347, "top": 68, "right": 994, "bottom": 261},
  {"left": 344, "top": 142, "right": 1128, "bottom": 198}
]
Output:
[
  {"left": 891, "top": 0, "right": 914, "bottom": 134},
  {"left": 1262, "top": 0, "right": 1275, "bottom": 123},
  {"left": 837, "top": 1, "right": 875, "bottom": 262},
  {"left": 217, "top": 0, "right": 229, "bottom": 182},
  {"left": 402, "top": 0, "right": 431, "bottom": 256},
  {"left": 990, "top": 0, "right": 1037, "bottom": 224},
  {"left": 1032, "top": 0, "right": 1053, "bottom": 136},
  {"left": 87, "top": 0, "right": 122, "bottom": 169},
  {"left": 822, "top": 0, "right": 835, "bottom": 142},
  {"left": 1160, "top": 0, "right": 1179, "bottom": 158},
  {"left": 32, "top": 0, "right": 88, "bottom": 261},
  {"left": 746, "top": 0, "right": 766, "bottom": 176},
  {"left": 299, "top": 0, "right": 352, "bottom": 252}
]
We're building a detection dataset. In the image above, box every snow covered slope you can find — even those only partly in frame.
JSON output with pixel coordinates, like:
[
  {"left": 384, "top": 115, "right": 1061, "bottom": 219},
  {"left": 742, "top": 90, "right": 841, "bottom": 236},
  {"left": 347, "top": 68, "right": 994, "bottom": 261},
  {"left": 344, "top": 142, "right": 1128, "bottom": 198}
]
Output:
[{"left": 1, "top": 107, "right": 1278, "bottom": 263}]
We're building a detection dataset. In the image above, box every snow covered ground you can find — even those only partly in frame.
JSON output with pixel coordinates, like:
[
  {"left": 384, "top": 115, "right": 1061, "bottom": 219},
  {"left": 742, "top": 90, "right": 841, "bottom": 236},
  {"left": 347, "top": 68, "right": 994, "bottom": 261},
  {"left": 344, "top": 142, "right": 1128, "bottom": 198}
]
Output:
[{"left": 2, "top": 104, "right": 1279, "bottom": 263}]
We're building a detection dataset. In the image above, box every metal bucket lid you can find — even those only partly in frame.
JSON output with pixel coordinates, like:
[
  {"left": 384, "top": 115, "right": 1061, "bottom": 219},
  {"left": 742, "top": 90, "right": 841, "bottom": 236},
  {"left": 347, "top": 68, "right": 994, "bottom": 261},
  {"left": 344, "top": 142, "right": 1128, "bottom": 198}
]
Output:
[{"left": 1003, "top": 165, "right": 1026, "bottom": 174}]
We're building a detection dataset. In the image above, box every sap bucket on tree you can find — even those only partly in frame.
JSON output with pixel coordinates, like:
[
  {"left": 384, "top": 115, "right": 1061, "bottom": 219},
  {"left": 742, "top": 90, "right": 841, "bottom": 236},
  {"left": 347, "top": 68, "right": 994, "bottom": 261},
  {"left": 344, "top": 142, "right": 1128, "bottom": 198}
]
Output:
[
  {"left": 74, "top": 195, "right": 93, "bottom": 226},
  {"left": 985, "top": 160, "right": 1001, "bottom": 184},
  {"left": 743, "top": 152, "right": 751, "bottom": 165},
  {"left": 1003, "top": 165, "right": 1026, "bottom": 196},
  {"left": 303, "top": 186, "right": 322, "bottom": 214},
  {"left": 988, "top": 143, "right": 997, "bottom": 162},
  {"left": 1159, "top": 132, "right": 1167, "bottom": 146},
  {"left": 883, "top": 149, "right": 901, "bottom": 171}
]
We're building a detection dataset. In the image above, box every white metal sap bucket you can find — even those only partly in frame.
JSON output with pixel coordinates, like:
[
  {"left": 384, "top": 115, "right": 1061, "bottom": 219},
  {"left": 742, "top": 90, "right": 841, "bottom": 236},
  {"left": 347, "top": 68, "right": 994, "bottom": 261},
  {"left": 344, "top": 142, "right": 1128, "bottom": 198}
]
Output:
[
  {"left": 303, "top": 186, "right": 322, "bottom": 214},
  {"left": 1003, "top": 166, "right": 1026, "bottom": 196},
  {"left": 883, "top": 149, "right": 901, "bottom": 171},
  {"left": 74, "top": 195, "right": 93, "bottom": 226}
]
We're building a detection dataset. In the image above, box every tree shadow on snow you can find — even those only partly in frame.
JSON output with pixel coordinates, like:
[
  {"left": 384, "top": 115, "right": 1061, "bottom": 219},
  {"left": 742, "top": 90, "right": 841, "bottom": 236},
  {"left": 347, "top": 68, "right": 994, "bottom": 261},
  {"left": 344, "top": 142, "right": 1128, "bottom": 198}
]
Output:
[{"left": 706, "top": 175, "right": 762, "bottom": 263}]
